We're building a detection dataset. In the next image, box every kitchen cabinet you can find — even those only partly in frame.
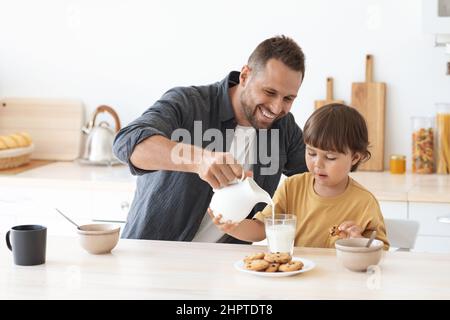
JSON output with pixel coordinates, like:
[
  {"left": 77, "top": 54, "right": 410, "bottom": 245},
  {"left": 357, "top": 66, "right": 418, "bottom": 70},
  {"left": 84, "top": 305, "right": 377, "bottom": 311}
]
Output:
[
  {"left": 379, "top": 201, "right": 408, "bottom": 219},
  {"left": 414, "top": 236, "right": 450, "bottom": 253},
  {"left": 377, "top": 202, "right": 450, "bottom": 253},
  {"left": 0, "top": 161, "right": 136, "bottom": 236},
  {"left": 409, "top": 202, "right": 450, "bottom": 237},
  {"left": 0, "top": 184, "right": 133, "bottom": 236},
  {"left": 2, "top": 163, "right": 450, "bottom": 253},
  {"left": 89, "top": 189, "right": 133, "bottom": 223},
  {"left": 423, "top": 0, "right": 450, "bottom": 33},
  {"left": 408, "top": 202, "right": 450, "bottom": 253},
  {"left": 0, "top": 185, "right": 85, "bottom": 235}
]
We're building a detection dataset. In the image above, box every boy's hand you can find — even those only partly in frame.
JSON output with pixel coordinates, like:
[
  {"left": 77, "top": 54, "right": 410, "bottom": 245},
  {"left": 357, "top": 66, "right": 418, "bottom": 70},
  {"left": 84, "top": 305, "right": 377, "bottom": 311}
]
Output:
[
  {"left": 207, "top": 208, "right": 239, "bottom": 233},
  {"left": 337, "top": 221, "right": 364, "bottom": 239}
]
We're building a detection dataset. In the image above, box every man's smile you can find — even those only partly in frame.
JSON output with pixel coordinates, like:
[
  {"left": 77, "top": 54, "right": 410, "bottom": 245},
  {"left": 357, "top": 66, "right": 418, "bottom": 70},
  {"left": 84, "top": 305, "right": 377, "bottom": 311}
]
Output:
[{"left": 258, "top": 105, "right": 277, "bottom": 120}]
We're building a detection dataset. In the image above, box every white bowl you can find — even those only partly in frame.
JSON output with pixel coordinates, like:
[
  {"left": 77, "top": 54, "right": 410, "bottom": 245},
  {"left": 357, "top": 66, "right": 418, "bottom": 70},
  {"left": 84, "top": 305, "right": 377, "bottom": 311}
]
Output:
[
  {"left": 77, "top": 224, "right": 120, "bottom": 254},
  {"left": 335, "top": 238, "right": 384, "bottom": 272}
]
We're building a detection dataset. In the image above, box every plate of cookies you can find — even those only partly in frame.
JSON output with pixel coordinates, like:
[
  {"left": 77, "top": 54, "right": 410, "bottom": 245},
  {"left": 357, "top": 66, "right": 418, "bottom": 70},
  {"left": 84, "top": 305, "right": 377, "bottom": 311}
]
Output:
[{"left": 234, "top": 252, "right": 315, "bottom": 277}]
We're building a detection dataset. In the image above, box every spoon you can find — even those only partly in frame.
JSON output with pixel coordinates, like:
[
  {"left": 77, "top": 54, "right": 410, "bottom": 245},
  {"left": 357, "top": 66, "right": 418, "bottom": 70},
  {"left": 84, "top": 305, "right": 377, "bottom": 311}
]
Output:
[
  {"left": 366, "top": 230, "right": 377, "bottom": 248},
  {"left": 55, "top": 208, "right": 80, "bottom": 229}
]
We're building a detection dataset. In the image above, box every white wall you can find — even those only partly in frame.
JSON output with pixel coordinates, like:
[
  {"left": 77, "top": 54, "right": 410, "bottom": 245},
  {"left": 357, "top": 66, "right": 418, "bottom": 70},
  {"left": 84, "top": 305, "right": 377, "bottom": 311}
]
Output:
[{"left": 1, "top": 0, "right": 449, "bottom": 169}]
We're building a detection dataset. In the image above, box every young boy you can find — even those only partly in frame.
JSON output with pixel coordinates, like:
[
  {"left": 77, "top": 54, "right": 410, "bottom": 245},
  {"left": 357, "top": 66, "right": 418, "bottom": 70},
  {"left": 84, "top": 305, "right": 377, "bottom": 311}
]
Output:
[{"left": 209, "top": 103, "right": 389, "bottom": 249}]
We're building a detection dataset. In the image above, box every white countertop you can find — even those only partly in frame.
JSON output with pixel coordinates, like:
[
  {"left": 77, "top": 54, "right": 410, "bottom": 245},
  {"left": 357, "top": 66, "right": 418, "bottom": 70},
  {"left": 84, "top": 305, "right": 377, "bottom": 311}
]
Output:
[
  {"left": 1, "top": 234, "right": 449, "bottom": 299},
  {"left": 350, "top": 171, "right": 450, "bottom": 203},
  {"left": 0, "top": 161, "right": 136, "bottom": 192},
  {"left": 1, "top": 161, "right": 450, "bottom": 202}
]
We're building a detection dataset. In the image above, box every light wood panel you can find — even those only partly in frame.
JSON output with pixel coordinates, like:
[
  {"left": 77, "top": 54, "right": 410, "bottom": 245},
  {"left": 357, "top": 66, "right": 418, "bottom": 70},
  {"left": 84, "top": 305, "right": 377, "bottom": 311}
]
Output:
[
  {"left": 0, "top": 98, "right": 85, "bottom": 160},
  {"left": 351, "top": 55, "right": 386, "bottom": 171},
  {"left": 314, "top": 77, "right": 344, "bottom": 109}
]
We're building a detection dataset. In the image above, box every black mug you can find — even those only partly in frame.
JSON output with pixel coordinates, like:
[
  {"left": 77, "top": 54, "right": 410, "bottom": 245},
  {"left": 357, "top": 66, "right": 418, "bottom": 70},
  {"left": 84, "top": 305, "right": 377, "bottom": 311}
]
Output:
[{"left": 6, "top": 225, "right": 47, "bottom": 266}]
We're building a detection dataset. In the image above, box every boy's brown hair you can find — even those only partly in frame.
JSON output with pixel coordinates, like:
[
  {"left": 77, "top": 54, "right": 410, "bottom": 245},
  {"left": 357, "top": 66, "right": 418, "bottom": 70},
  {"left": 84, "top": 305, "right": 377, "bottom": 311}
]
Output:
[{"left": 303, "top": 103, "right": 371, "bottom": 171}]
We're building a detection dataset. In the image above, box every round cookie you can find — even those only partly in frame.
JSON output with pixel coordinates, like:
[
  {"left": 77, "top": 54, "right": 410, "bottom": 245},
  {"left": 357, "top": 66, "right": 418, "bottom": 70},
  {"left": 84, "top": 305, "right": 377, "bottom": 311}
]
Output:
[
  {"left": 244, "top": 252, "right": 265, "bottom": 263},
  {"left": 329, "top": 225, "right": 339, "bottom": 236},
  {"left": 329, "top": 225, "right": 346, "bottom": 238},
  {"left": 264, "top": 252, "right": 292, "bottom": 264},
  {"left": 264, "top": 263, "right": 280, "bottom": 273},
  {"left": 244, "top": 259, "right": 269, "bottom": 271},
  {"left": 279, "top": 260, "right": 304, "bottom": 272}
]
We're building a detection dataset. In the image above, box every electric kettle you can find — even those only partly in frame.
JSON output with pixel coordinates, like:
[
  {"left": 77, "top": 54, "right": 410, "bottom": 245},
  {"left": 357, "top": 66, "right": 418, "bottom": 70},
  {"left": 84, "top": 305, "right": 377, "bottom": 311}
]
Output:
[{"left": 81, "top": 105, "right": 121, "bottom": 164}]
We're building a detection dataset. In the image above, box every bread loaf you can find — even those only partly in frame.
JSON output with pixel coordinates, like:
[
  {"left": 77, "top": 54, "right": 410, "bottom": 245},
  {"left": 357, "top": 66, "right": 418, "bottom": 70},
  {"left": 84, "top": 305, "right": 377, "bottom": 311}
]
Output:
[{"left": 0, "top": 132, "right": 33, "bottom": 150}]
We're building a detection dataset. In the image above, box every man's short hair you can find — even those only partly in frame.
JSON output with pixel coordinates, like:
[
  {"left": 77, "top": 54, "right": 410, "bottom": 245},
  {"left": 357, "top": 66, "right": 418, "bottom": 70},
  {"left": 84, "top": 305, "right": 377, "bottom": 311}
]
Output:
[{"left": 248, "top": 35, "right": 305, "bottom": 78}]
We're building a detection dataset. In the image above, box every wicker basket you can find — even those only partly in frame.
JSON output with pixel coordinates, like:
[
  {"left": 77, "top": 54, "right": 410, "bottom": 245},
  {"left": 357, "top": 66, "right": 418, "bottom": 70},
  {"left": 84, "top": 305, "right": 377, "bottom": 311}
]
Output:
[{"left": 0, "top": 144, "right": 34, "bottom": 170}]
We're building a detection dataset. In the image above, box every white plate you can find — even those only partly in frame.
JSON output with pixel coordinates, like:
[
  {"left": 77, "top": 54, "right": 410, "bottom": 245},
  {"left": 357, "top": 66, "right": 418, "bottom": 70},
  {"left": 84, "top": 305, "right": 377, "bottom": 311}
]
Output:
[{"left": 234, "top": 257, "right": 315, "bottom": 277}]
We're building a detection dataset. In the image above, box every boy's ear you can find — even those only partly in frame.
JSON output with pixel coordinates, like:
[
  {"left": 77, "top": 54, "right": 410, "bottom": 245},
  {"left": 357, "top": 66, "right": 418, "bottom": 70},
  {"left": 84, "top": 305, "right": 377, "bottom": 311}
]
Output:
[{"left": 351, "top": 152, "right": 362, "bottom": 166}]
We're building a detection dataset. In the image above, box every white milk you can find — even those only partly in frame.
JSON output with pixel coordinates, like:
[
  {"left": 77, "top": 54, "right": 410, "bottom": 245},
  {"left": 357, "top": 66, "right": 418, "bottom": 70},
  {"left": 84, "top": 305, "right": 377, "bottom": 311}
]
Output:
[
  {"left": 270, "top": 199, "right": 275, "bottom": 219},
  {"left": 265, "top": 224, "right": 296, "bottom": 254}
]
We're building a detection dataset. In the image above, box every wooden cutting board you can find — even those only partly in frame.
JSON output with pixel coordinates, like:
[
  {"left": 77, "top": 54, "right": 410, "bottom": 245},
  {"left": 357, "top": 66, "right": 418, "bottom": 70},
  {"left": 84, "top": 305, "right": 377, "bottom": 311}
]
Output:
[
  {"left": 0, "top": 159, "right": 55, "bottom": 175},
  {"left": 314, "top": 77, "right": 344, "bottom": 109},
  {"left": 0, "top": 98, "right": 85, "bottom": 160},
  {"left": 351, "top": 55, "right": 386, "bottom": 171}
]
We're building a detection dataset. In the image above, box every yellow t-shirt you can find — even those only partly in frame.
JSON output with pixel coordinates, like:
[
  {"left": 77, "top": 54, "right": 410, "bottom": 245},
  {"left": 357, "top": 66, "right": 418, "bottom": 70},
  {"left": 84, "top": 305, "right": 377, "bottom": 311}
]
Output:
[{"left": 254, "top": 172, "right": 389, "bottom": 249}]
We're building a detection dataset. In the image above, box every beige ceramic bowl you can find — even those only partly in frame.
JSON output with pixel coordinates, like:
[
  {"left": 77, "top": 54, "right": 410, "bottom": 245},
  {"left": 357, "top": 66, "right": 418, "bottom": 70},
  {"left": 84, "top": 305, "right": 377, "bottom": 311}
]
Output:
[
  {"left": 77, "top": 224, "right": 120, "bottom": 254},
  {"left": 335, "top": 238, "right": 384, "bottom": 272}
]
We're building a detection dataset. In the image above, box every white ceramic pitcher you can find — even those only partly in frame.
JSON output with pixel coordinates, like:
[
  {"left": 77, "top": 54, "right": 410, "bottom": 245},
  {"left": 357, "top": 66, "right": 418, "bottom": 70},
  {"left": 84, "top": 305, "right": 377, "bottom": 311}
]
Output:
[{"left": 209, "top": 177, "right": 272, "bottom": 223}]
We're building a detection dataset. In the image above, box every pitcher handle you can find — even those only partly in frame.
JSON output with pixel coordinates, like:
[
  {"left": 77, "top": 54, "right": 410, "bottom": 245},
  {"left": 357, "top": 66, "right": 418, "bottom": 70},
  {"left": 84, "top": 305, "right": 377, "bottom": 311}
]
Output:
[
  {"left": 6, "top": 230, "right": 12, "bottom": 251},
  {"left": 239, "top": 169, "right": 246, "bottom": 182}
]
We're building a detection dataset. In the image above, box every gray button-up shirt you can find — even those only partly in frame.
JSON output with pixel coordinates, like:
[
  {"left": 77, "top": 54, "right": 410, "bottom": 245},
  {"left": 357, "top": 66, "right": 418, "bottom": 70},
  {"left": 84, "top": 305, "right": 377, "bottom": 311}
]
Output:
[{"left": 113, "top": 71, "right": 307, "bottom": 243}]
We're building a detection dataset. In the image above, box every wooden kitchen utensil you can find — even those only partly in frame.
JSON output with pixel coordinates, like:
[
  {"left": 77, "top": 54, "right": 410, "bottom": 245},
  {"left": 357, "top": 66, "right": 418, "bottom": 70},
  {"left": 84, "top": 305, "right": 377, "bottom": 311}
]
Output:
[
  {"left": 0, "top": 98, "right": 85, "bottom": 161},
  {"left": 314, "top": 77, "right": 344, "bottom": 109},
  {"left": 351, "top": 55, "right": 386, "bottom": 171}
]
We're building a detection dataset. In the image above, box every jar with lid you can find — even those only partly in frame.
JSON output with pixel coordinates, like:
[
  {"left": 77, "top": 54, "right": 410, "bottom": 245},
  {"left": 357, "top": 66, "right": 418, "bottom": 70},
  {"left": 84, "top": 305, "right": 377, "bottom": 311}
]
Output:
[
  {"left": 411, "top": 116, "right": 434, "bottom": 174},
  {"left": 390, "top": 154, "right": 406, "bottom": 174},
  {"left": 436, "top": 103, "right": 450, "bottom": 174}
]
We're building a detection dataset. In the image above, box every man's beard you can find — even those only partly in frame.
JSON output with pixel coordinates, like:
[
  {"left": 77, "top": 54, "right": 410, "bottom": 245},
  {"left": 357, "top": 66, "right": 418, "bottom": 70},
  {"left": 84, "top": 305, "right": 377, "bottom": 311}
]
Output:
[{"left": 240, "top": 91, "right": 273, "bottom": 130}]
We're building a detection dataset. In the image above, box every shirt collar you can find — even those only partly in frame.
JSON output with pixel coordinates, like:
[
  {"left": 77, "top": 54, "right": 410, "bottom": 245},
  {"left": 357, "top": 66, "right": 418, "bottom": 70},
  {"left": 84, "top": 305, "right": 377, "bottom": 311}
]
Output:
[{"left": 219, "top": 71, "right": 240, "bottom": 123}]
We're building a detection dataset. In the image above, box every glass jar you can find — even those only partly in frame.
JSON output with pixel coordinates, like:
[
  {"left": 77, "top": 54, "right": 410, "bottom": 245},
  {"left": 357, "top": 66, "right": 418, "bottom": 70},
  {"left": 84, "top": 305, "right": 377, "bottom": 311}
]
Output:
[
  {"left": 390, "top": 155, "right": 406, "bottom": 174},
  {"left": 411, "top": 116, "right": 434, "bottom": 174},
  {"left": 436, "top": 103, "right": 450, "bottom": 174}
]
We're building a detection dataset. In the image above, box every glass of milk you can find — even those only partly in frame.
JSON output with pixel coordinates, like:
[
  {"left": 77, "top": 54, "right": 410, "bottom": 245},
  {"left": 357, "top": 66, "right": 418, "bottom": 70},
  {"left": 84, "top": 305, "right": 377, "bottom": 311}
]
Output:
[{"left": 264, "top": 214, "right": 297, "bottom": 255}]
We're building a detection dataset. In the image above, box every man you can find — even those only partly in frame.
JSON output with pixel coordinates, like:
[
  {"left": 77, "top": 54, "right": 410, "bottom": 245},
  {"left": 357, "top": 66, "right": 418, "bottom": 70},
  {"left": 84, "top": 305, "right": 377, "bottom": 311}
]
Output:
[{"left": 113, "top": 35, "right": 308, "bottom": 243}]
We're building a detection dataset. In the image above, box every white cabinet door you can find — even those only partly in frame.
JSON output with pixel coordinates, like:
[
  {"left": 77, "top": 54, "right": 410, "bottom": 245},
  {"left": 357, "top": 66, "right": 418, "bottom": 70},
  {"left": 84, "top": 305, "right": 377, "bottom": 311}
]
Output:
[
  {"left": 379, "top": 201, "right": 408, "bottom": 219},
  {"left": 409, "top": 202, "right": 450, "bottom": 253},
  {"left": 89, "top": 189, "right": 134, "bottom": 223},
  {"left": 414, "top": 235, "right": 450, "bottom": 253},
  {"left": 409, "top": 202, "right": 450, "bottom": 236},
  {"left": 0, "top": 185, "right": 92, "bottom": 236}
]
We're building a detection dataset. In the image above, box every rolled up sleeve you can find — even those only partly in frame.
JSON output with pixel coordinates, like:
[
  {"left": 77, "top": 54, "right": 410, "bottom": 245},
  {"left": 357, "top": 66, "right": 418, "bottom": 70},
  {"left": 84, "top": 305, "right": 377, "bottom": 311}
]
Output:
[{"left": 113, "top": 88, "right": 193, "bottom": 176}]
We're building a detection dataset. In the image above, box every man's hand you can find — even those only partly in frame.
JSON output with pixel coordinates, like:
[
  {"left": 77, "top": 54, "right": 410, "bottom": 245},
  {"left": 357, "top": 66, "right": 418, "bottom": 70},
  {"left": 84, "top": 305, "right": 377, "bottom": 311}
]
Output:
[
  {"left": 197, "top": 151, "right": 248, "bottom": 189},
  {"left": 207, "top": 208, "right": 240, "bottom": 233}
]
